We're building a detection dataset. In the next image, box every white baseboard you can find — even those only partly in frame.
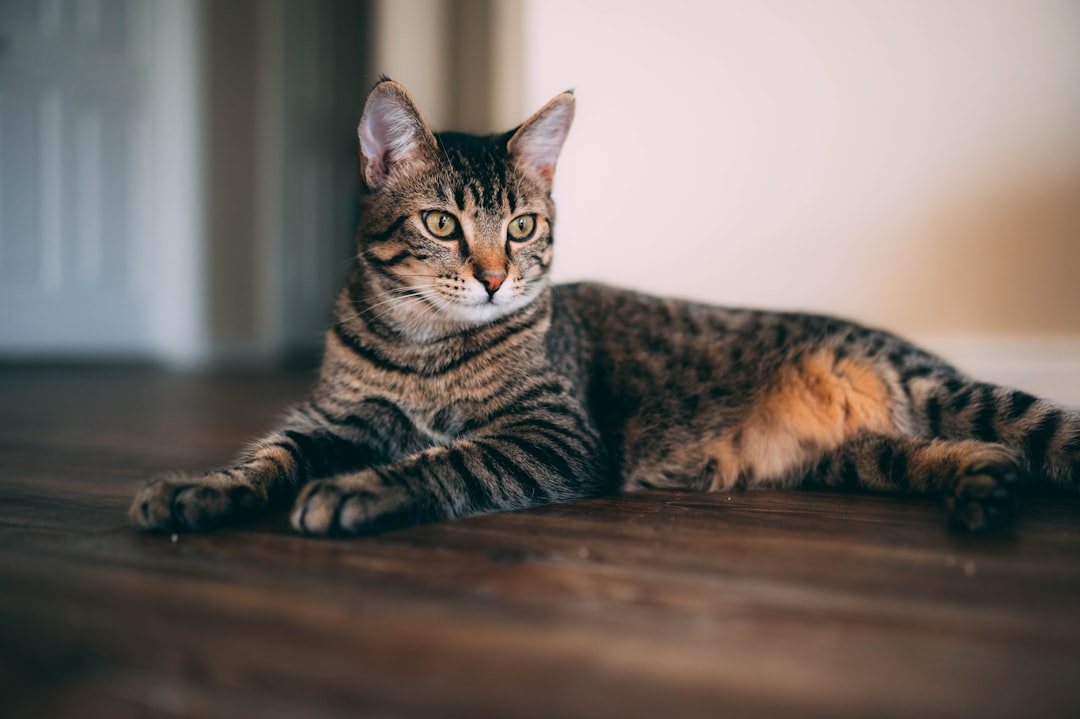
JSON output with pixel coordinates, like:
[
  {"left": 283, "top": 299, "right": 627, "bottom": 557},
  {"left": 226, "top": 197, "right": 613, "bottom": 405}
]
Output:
[{"left": 913, "top": 335, "right": 1080, "bottom": 408}]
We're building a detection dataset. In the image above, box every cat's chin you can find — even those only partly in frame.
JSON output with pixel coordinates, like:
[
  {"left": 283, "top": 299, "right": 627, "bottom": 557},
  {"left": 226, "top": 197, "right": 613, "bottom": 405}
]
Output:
[
  {"left": 437, "top": 295, "right": 528, "bottom": 326},
  {"left": 457, "top": 301, "right": 525, "bottom": 325},
  {"left": 372, "top": 299, "right": 510, "bottom": 342}
]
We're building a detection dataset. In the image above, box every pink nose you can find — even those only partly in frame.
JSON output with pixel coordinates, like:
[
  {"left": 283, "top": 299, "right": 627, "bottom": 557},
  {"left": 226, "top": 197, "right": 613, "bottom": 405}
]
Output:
[{"left": 477, "top": 271, "right": 507, "bottom": 296}]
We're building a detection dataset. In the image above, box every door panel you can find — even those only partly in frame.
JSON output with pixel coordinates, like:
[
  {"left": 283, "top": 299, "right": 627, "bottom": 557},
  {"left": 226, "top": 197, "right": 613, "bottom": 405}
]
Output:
[{"left": 0, "top": 0, "right": 153, "bottom": 355}]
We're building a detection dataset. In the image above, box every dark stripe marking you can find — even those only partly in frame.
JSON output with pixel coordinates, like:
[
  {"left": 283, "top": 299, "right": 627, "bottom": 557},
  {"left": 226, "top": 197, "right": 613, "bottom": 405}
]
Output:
[
  {"left": 368, "top": 249, "right": 427, "bottom": 267},
  {"left": 283, "top": 429, "right": 369, "bottom": 478},
  {"left": 448, "top": 447, "right": 491, "bottom": 509},
  {"left": 1006, "top": 390, "right": 1039, "bottom": 422},
  {"left": 949, "top": 386, "right": 975, "bottom": 414},
  {"left": 365, "top": 215, "right": 408, "bottom": 242},
  {"left": 926, "top": 396, "right": 943, "bottom": 437},
  {"left": 501, "top": 434, "right": 577, "bottom": 481},
  {"left": 481, "top": 441, "right": 550, "bottom": 502},
  {"left": 841, "top": 458, "right": 861, "bottom": 489},
  {"left": 901, "top": 365, "right": 934, "bottom": 383},
  {"left": 334, "top": 307, "right": 541, "bottom": 377},
  {"left": 1025, "top": 411, "right": 1062, "bottom": 476},
  {"left": 972, "top": 385, "right": 999, "bottom": 443}
]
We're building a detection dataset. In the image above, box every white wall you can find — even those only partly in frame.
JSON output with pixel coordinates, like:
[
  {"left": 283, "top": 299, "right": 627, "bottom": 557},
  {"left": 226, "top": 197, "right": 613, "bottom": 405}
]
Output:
[{"left": 521, "top": 0, "right": 1080, "bottom": 403}]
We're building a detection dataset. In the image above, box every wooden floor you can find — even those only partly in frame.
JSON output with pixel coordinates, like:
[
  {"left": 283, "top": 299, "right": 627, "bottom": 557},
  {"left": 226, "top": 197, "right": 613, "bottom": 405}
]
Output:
[{"left": 3, "top": 365, "right": 1080, "bottom": 719}]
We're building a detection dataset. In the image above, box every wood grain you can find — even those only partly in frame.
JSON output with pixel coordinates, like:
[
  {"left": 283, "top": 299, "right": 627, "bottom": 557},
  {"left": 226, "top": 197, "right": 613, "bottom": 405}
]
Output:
[{"left": 2, "top": 364, "right": 1080, "bottom": 719}]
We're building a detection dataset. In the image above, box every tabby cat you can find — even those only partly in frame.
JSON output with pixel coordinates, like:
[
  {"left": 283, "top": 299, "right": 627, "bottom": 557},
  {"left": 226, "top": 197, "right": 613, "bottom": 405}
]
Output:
[{"left": 131, "top": 79, "right": 1080, "bottom": 536}]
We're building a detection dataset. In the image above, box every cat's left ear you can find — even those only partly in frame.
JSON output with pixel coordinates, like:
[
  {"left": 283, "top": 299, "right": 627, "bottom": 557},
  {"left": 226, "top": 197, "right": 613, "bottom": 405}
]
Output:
[
  {"left": 507, "top": 91, "right": 575, "bottom": 185},
  {"left": 358, "top": 80, "right": 438, "bottom": 191}
]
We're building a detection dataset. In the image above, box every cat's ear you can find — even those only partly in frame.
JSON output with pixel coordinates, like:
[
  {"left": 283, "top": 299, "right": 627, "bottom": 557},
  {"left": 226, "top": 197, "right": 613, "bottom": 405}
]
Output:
[
  {"left": 358, "top": 80, "right": 438, "bottom": 190},
  {"left": 507, "top": 91, "right": 575, "bottom": 185}
]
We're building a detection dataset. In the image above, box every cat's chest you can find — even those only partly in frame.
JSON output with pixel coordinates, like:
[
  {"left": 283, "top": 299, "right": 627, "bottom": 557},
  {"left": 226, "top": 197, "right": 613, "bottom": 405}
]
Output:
[
  {"left": 380, "top": 391, "right": 496, "bottom": 445},
  {"left": 328, "top": 321, "right": 553, "bottom": 441},
  {"left": 421, "top": 399, "right": 482, "bottom": 438},
  {"left": 378, "top": 375, "right": 514, "bottom": 443}
]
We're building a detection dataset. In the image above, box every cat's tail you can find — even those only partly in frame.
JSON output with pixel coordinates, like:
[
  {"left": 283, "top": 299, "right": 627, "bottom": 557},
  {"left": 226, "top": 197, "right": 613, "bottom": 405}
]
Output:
[{"left": 903, "top": 371, "right": 1080, "bottom": 488}]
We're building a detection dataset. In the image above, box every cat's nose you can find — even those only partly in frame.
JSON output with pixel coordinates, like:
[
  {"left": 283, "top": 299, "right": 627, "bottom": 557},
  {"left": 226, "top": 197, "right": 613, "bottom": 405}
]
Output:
[{"left": 477, "top": 271, "right": 507, "bottom": 297}]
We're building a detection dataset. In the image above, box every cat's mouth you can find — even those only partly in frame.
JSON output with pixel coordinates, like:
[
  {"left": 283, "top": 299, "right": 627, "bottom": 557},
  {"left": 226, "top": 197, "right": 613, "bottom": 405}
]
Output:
[
  {"left": 377, "top": 273, "right": 542, "bottom": 332},
  {"left": 444, "top": 279, "right": 540, "bottom": 323},
  {"left": 459, "top": 290, "right": 515, "bottom": 311}
]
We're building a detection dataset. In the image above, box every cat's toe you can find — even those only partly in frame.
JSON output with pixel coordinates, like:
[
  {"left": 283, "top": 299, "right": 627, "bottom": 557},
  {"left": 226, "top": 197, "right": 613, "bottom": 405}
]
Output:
[
  {"left": 130, "top": 478, "right": 180, "bottom": 531},
  {"left": 174, "top": 484, "right": 260, "bottom": 530},
  {"left": 337, "top": 492, "right": 376, "bottom": 532},
  {"left": 130, "top": 477, "right": 261, "bottom": 532},
  {"left": 291, "top": 475, "right": 410, "bottom": 537},
  {"left": 946, "top": 461, "right": 1021, "bottom": 532},
  {"left": 291, "top": 481, "right": 344, "bottom": 536}
]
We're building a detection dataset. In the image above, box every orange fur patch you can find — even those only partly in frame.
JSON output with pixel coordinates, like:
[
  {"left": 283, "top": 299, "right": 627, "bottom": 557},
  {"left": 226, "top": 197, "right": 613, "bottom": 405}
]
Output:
[
  {"left": 707, "top": 350, "right": 895, "bottom": 490},
  {"left": 259, "top": 444, "right": 296, "bottom": 475}
]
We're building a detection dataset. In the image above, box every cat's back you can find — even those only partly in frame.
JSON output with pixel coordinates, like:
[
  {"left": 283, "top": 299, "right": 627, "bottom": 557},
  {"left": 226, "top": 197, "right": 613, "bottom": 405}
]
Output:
[
  {"left": 547, "top": 281, "right": 947, "bottom": 415},
  {"left": 550, "top": 281, "right": 757, "bottom": 363},
  {"left": 547, "top": 281, "right": 772, "bottom": 403},
  {"left": 550, "top": 281, "right": 932, "bottom": 363}
]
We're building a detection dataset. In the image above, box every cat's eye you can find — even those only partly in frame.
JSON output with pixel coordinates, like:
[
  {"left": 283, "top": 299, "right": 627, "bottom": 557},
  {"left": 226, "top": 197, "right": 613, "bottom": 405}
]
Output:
[
  {"left": 507, "top": 214, "right": 537, "bottom": 242},
  {"left": 422, "top": 211, "right": 459, "bottom": 239}
]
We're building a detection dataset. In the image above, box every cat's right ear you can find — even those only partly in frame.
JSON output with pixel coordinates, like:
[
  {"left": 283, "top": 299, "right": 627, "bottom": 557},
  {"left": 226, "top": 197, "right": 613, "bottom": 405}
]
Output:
[
  {"left": 508, "top": 91, "right": 575, "bottom": 185},
  {"left": 358, "top": 80, "right": 437, "bottom": 191}
]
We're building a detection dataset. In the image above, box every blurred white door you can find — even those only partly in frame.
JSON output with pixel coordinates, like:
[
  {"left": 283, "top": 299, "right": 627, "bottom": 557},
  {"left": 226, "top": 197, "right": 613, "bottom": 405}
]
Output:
[
  {"left": 0, "top": 0, "right": 177, "bottom": 358},
  {"left": 0, "top": 0, "right": 370, "bottom": 366}
]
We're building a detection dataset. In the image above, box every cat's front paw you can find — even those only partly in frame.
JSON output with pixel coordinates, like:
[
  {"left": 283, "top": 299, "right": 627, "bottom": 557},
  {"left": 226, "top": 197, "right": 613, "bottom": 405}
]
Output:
[
  {"left": 290, "top": 472, "right": 410, "bottom": 536},
  {"left": 129, "top": 475, "right": 263, "bottom": 532},
  {"left": 945, "top": 452, "right": 1022, "bottom": 532}
]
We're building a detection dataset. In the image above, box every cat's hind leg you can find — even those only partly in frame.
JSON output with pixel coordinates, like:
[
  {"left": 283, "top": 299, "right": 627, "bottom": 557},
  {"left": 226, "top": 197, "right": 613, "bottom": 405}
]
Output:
[{"left": 625, "top": 340, "right": 1073, "bottom": 530}]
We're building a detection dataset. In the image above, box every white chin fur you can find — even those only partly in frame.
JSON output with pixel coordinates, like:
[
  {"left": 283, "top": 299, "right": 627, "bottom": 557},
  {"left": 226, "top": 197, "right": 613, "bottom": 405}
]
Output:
[{"left": 443, "top": 287, "right": 532, "bottom": 325}]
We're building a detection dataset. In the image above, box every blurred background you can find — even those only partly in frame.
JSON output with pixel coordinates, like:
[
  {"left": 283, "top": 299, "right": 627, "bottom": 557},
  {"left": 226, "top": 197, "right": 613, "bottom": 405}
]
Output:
[{"left": 1, "top": 0, "right": 1077, "bottom": 399}]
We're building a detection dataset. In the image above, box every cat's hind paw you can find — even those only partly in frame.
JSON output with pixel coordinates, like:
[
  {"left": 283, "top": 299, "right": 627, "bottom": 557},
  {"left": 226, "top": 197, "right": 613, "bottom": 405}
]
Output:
[
  {"left": 129, "top": 475, "right": 262, "bottom": 532},
  {"left": 945, "top": 455, "right": 1022, "bottom": 532}
]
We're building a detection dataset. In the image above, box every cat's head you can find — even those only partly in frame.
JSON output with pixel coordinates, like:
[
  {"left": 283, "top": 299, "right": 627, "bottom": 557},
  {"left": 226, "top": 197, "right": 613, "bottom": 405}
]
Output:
[{"left": 355, "top": 79, "right": 574, "bottom": 334}]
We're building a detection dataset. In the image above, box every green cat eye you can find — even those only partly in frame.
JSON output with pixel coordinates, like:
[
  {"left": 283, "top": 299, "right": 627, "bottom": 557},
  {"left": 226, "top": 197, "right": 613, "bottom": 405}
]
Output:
[
  {"left": 422, "top": 211, "right": 459, "bottom": 238},
  {"left": 507, "top": 214, "right": 537, "bottom": 242}
]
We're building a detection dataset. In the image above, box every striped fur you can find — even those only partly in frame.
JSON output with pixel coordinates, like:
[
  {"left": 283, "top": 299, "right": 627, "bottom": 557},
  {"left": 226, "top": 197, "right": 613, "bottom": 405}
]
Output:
[{"left": 131, "top": 80, "right": 1079, "bottom": 536}]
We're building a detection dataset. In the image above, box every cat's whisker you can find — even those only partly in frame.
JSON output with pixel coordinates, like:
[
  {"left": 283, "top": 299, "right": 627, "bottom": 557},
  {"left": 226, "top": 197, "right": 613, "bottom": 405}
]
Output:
[
  {"left": 333, "top": 286, "right": 445, "bottom": 327},
  {"left": 381, "top": 283, "right": 441, "bottom": 294},
  {"left": 360, "top": 286, "right": 450, "bottom": 323},
  {"left": 359, "top": 291, "right": 438, "bottom": 317}
]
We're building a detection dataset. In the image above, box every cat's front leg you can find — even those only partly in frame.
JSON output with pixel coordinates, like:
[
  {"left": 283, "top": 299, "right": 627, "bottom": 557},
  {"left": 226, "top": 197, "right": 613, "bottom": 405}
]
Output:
[
  {"left": 291, "top": 417, "right": 610, "bottom": 536},
  {"left": 129, "top": 402, "right": 394, "bottom": 532}
]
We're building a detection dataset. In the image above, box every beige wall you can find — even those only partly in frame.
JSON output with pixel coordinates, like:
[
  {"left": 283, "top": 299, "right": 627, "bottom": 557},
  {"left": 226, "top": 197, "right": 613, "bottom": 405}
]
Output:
[{"left": 521, "top": 0, "right": 1080, "bottom": 339}]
